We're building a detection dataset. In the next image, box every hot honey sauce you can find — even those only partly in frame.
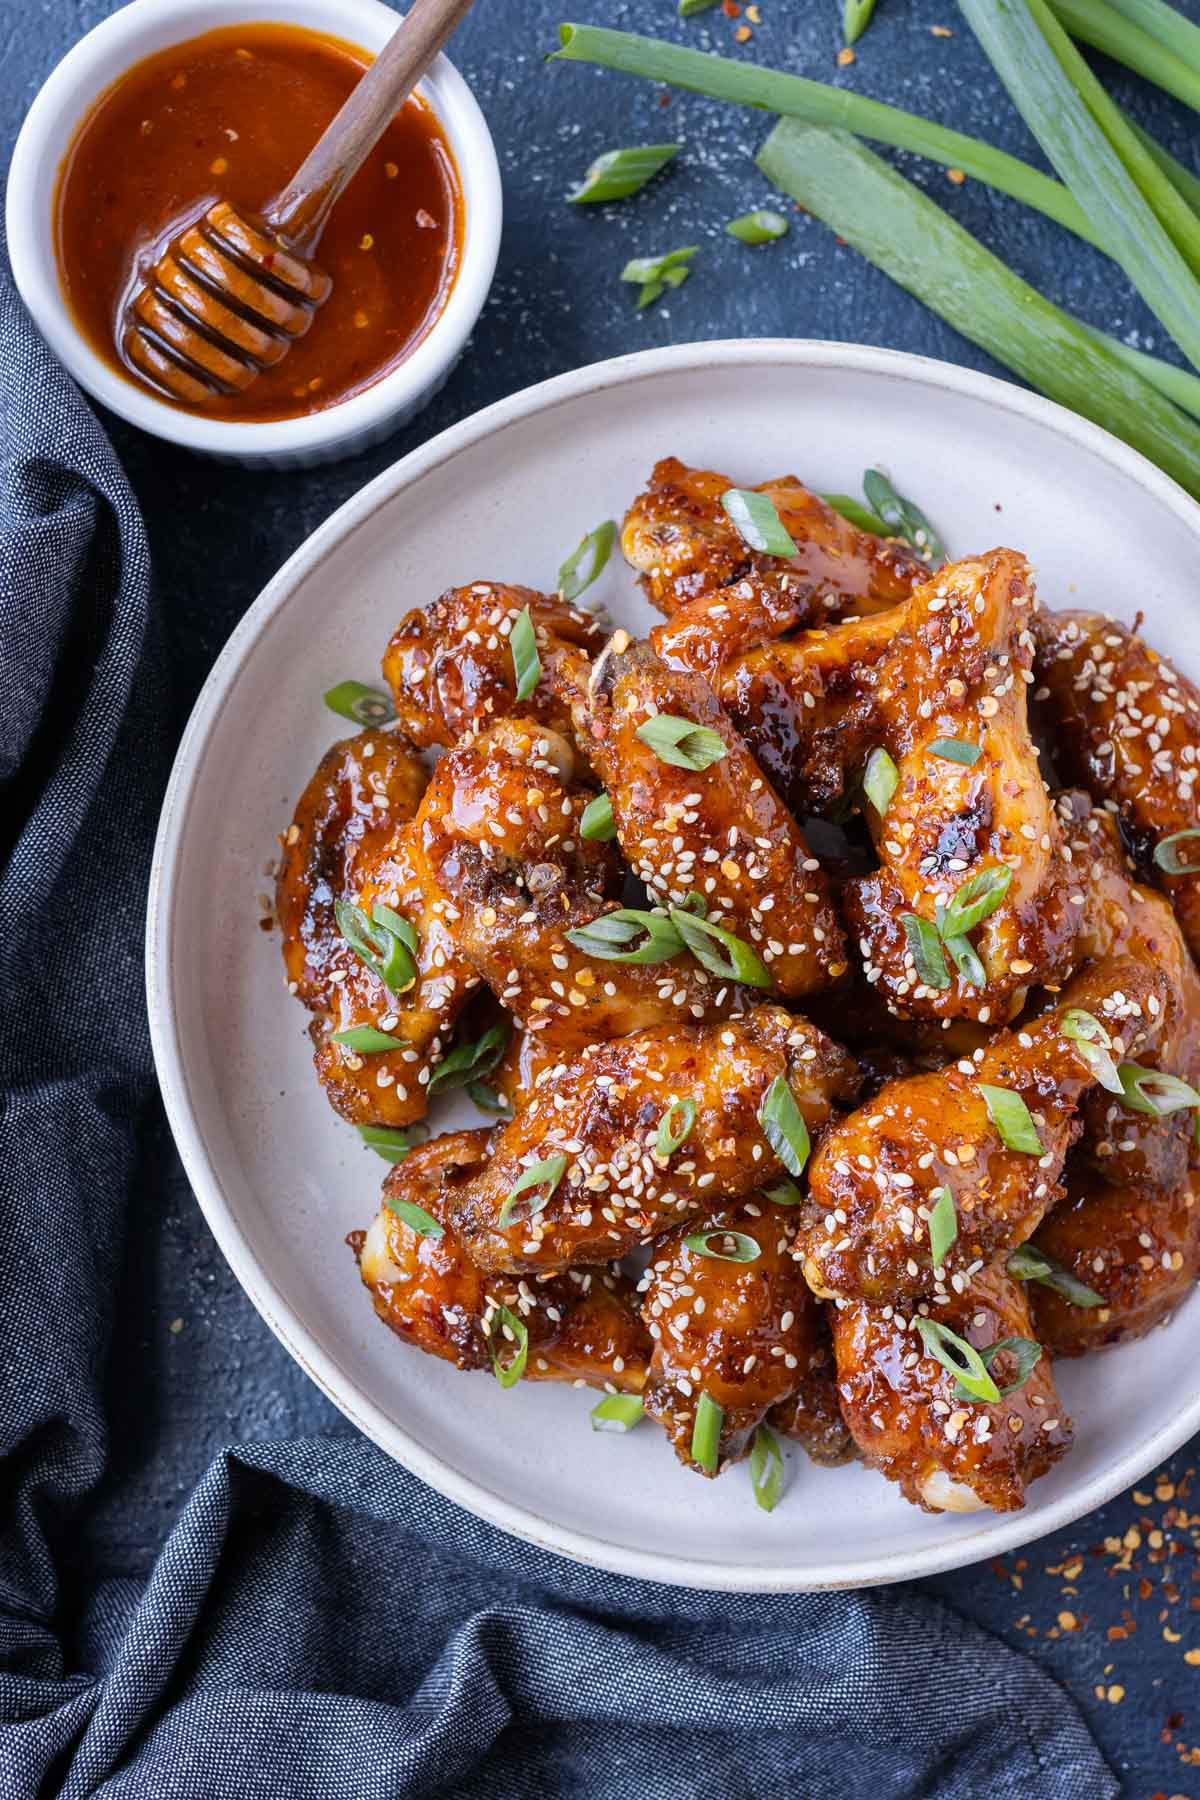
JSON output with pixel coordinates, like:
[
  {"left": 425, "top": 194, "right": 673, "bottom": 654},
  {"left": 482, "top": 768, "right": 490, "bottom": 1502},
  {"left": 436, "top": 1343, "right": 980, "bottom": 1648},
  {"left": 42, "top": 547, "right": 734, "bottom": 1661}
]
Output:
[{"left": 53, "top": 22, "right": 463, "bottom": 422}]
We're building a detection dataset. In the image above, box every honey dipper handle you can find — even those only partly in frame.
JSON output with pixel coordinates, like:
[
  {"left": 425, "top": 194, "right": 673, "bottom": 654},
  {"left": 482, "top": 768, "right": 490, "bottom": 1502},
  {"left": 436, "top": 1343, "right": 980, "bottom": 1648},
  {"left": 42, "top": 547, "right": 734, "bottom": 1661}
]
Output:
[{"left": 266, "top": 0, "right": 477, "bottom": 251}]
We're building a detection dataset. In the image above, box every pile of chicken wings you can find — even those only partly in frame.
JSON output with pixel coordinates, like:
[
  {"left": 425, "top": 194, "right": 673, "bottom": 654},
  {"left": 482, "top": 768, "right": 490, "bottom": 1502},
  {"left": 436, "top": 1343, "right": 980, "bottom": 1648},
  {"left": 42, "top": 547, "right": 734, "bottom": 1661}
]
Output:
[{"left": 276, "top": 457, "right": 1200, "bottom": 1517}]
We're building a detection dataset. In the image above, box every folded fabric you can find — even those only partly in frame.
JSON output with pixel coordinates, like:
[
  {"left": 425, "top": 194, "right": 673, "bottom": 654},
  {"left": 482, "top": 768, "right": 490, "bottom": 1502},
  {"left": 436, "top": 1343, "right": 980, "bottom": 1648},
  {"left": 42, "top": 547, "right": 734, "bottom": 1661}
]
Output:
[{"left": 0, "top": 267, "right": 1117, "bottom": 1800}]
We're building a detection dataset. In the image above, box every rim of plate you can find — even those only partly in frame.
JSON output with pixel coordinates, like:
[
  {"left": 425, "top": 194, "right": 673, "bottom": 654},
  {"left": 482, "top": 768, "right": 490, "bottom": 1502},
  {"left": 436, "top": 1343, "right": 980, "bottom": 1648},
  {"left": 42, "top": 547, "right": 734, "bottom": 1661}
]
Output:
[{"left": 147, "top": 337, "right": 1200, "bottom": 1591}]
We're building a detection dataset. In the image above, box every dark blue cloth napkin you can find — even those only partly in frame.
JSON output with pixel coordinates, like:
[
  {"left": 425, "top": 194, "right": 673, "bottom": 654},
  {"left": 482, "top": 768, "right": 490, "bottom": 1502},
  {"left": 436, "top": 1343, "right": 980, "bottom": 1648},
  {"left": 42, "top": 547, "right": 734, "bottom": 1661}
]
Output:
[{"left": 0, "top": 270, "right": 1118, "bottom": 1799}]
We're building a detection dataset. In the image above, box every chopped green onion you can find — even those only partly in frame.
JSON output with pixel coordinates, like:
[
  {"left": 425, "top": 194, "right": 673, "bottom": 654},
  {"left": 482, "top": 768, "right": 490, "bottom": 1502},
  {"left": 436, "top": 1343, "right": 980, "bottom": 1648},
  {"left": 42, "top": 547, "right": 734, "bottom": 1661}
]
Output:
[
  {"left": 749, "top": 1424, "right": 785, "bottom": 1512},
  {"left": 762, "top": 1177, "right": 804, "bottom": 1205},
  {"left": 565, "top": 908, "right": 684, "bottom": 965},
  {"left": 863, "top": 745, "right": 899, "bottom": 817},
  {"left": 384, "top": 1197, "right": 444, "bottom": 1238},
  {"left": 940, "top": 864, "right": 1013, "bottom": 938},
  {"left": 720, "top": 487, "right": 798, "bottom": 558},
  {"left": 901, "top": 914, "right": 950, "bottom": 989},
  {"left": 915, "top": 1318, "right": 1001, "bottom": 1404},
  {"left": 488, "top": 1304, "right": 529, "bottom": 1388},
  {"left": 335, "top": 899, "right": 418, "bottom": 994},
  {"left": 428, "top": 1021, "right": 510, "bottom": 1094},
  {"left": 497, "top": 1154, "right": 569, "bottom": 1228},
  {"left": 862, "top": 470, "right": 946, "bottom": 564},
  {"left": 323, "top": 679, "right": 396, "bottom": 727},
  {"left": 635, "top": 714, "right": 729, "bottom": 770},
  {"left": 580, "top": 793, "right": 617, "bottom": 842},
  {"left": 928, "top": 738, "right": 982, "bottom": 767},
  {"left": 510, "top": 605, "right": 541, "bottom": 702},
  {"left": 1062, "top": 1008, "right": 1124, "bottom": 1094},
  {"left": 979, "top": 1083, "right": 1044, "bottom": 1155},
  {"left": 467, "top": 1081, "right": 512, "bottom": 1116},
  {"left": 1116, "top": 1062, "right": 1200, "bottom": 1117},
  {"left": 656, "top": 1097, "right": 697, "bottom": 1155},
  {"left": 356, "top": 1123, "right": 426, "bottom": 1164},
  {"left": 591, "top": 1393, "right": 646, "bottom": 1431},
  {"left": 558, "top": 519, "right": 617, "bottom": 601},
  {"left": 843, "top": 0, "right": 878, "bottom": 44},
  {"left": 620, "top": 245, "right": 697, "bottom": 308},
  {"left": 726, "top": 208, "right": 790, "bottom": 244},
  {"left": 943, "top": 933, "right": 986, "bottom": 989},
  {"left": 670, "top": 907, "right": 773, "bottom": 988},
  {"left": 1007, "top": 1242, "right": 1103, "bottom": 1308},
  {"left": 679, "top": 0, "right": 719, "bottom": 12},
  {"left": 1154, "top": 828, "right": 1200, "bottom": 874},
  {"left": 691, "top": 1391, "right": 724, "bottom": 1471},
  {"left": 1047, "top": 0, "right": 1200, "bottom": 113},
  {"left": 928, "top": 1186, "right": 958, "bottom": 1271},
  {"left": 332, "top": 1024, "right": 406, "bottom": 1053},
  {"left": 759, "top": 1076, "right": 811, "bottom": 1177},
  {"left": 683, "top": 1228, "right": 762, "bottom": 1263},
  {"left": 569, "top": 143, "right": 680, "bottom": 204},
  {"left": 372, "top": 905, "right": 417, "bottom": 954},
  {"left": 679, "top": 890, "right": 708, "bottom": 918},
  {"left": 819, "top": 492, "right": 889, "bottom": 535},
  {"left": 954, "top": 1335, "right": 1043, "bottom": 1403}
]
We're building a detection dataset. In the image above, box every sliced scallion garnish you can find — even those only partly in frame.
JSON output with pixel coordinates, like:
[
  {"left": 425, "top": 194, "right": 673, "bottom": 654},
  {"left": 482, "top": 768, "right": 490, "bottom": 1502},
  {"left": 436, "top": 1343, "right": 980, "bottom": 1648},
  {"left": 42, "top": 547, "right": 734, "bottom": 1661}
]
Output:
[
  {"left": 1154, "top": 828, "right": 1200, "bottom": 874},
  {"left": 720, "top": 487, "right": 798, "bottom": 558},
  {"left": 384, "top": 1196, "right": 444, "bottom": 1238},
  {"left": 656, "top": 1097, "right": 697, "bottom": 1155},
  {"left": 1116, "top": 1062, "right": 1200, "bottom": 1116},
  {"left": 940, "top": 864, "right": 1013, "bottom": 938},
  {"left": 749, "top": 1423, "right": 785, "bottom": 1512},
  {"left": 915, "top": 1318, "right": 1001, "bottom": 1404},
  {"left": 953, "top": 1334, "right": 1042, "bottom": 1403},
  {"left": 356, "top": 1123, "right": 426, "bottom": 1164},
  {"left": 861, "top": 470, "right": 946, "bottom": 564},
  {"left": 467, "top": 1081, "right": 512, "bottom": 1117},
  {"left": 635, "top": 713, "right": 729, "bottom": 770},
  {"left": 943, "top": 932, "right": 986, "bottom": 989},
  {"left": 620, "top": 245, "right": 697, "bottom": 308},
  {"left": 580, "top": 793, "right": 617, "bottom": 842},
  {"left": 928, "top": 1185, "right": 957, "bottom": 1270},
  {"left": 683, "top": 1228, "right": 762, "bottom": 1262},
  {"left": 726, "top": 208, "right": 790, "bottom": 244},
  {"left": 843, "top": 0, "right": 878, "bottom": 45},
  {"left": 863, "top": 745, "right": 898, "bottom": 817},
  {"left": 758, "top": 1076, "right": 811, "bottom": 1178},
  {"left": 332, "top": 1024, "right": 406, "bottom": 1053},
  {"left": 488, "top": 1304, "right": 529, "bottom": 1388},
  {"left": 820, "top": 492, "right": 889, "bottom": 535},
  {"left": 558, "top": 519, "right": 617, "bottom": 600},
  {"left": 497, "top": 1154, "right": 569, "bottom": 1228},
  {"left": 679, "top": 0, "right": 719, "bottom": 12},
  {"left": 569, "top": 143, "right": 679, "bottom": 204},
  {"left": 762, "top": 1176, "right": 803, "bottom": 1205},
  {"left": 335, "top": 899, "right": 418, "bottom": 995},
  {"left": 323, "top": 679, "right": 396, "bottom": 727},
  {"left": 901, "top": 914, "right": 950, "bottom": 989},
  {"left": 691, "top": 1391, "right": 724, "bottom": 1472},
  {"left": 428, "top": 1021, "right": 510, "bottom": 1095},
  {"left": 928, "top": 737, "right": 982, "bottom": 767},
  {"left": 591, "top": 1393, "right": 646, "bottom": 1431},
  {"left": 510, "top": 605, "right": 541, "bottom": 702},
  {"left": 670, "top": 907, "right": 772, "bottom": 988},
  {"left": 1007, "top": 1242, "right": 1103, "bottom": 1308},
  {"left": 1062, "top": 1009, "right": 1124, "bottom": 1094},
  {"left": 979, "top": 1083, "right": 1044, "bottom": 1155},
  {"left": 565, "top": 908, "right": 684, "bottom": 965}
]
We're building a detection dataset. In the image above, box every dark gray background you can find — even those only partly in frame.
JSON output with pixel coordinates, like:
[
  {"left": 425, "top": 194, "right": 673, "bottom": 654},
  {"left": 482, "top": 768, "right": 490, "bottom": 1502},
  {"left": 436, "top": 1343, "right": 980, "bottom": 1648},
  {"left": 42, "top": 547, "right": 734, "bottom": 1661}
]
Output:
[{"left": 4, "top": 1, "right": 1200, "bottom": 1792}]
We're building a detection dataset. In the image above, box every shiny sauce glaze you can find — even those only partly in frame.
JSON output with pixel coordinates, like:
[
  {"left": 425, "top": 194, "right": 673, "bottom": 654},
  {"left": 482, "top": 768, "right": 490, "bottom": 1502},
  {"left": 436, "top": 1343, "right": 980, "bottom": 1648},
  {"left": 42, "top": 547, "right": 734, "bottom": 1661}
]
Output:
[{"left": 53, "top": 22, "right": 463, "bottom": 421}]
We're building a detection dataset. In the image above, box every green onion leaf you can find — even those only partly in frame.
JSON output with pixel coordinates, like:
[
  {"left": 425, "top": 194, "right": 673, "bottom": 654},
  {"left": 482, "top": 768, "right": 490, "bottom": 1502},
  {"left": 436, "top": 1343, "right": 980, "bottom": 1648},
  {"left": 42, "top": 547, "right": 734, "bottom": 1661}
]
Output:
[
  {"left": 843, "top": 0, "right": 878, "bottom": 45},
  {"left": 679, "top": 890, "right": 708, "bottom": 917},
  {"left": 580, "top": 793, "right": 617, "bottom": 842},
  {"left": 726, "top": 208, "right": 790, "bottom": 244},
  {"left": 372, "top": 905, "right": 418, "bottom": 954},
  {"left": 569, "top": 144, "right": 679, "bottom": 204},
  {"left": 384, "top": 1196, "right": 444, "bottom": 1238},
  {"left": 928, "top": 738, "right": 982, "bottom": 767},
  {"left": 565, "top": 908, "right": 684, "bottom": 965},
  {"left": 862, "top": 469, "right": 946, "bottom": 564},
  {"left": 1062, "top": 1008, "right": 1124, "bottom": 1094},
  {"left": 940, "top": 864, "right": 1013, "bottom": 938},
  {"left": 720, "top": 487, "right": 799, "bottom": 558},
  {"left": 759, "top": 1076, "right": 811, "bottom": 1178},
  {"left": 332, "top": 1024, "right": 406, "bottom": 1053},
  {"left": 1008, "top": 1242, "right": 1103, "bottom": 1308},
  {"left": 335, "top": 899, "right": 418, "bottom": 994},
  {"left": 670, "top": 907, "right": 773, "bottom": 988},
  {"left": 819, "top": 492, "right": 889, "bottom": 535},
  {"left": 656, "top": 1097, "right": 697, "bottom": 1155},
  {"left": 901, "top": 914, "right": 950, "bottom": 989},
  {"left": 943, "top": 932, "right": 986, "bottom": 989},
  {"left": 497, "top": 1154, "right": 569, "bottom": 1228},
  {"left": 1116, "top": 1062, "right": 1200, "bottom": 1117},
  {"left": 620, "top": 245, "right": 697, "bottom": 308},
  {"left": 1154, "top": 828, "right": 1200, "bottom": 874},
  {"left": 591, "top": 1393, "right": 646, "bottom": 1431},
  {"left": 863, "top": 745, "right": 899, "bottom": 817},
  {"left": 323, "top": 679, "right": 396, "bottom": 727},
  {"left": 683, "top": 1228, "right": 762, "bottom": 1263},
  {"left": 356, "top": 1123, "right": 426, "bottom": 1164},
  {"left": 762, "top": 1177, "right": 804, "bottom": 1205},
  {"left": 749, "top": 1423, "right": 786, "bottom": 1512},
  {"left": 428, "top": 1021, "right": 510, "bottom": 1095},
  {"left": 915, "top": 1318, "right": 1001, "bottom": 1404},
  {"left": 928, "top": 1186, "right": 958, "bottom": 1271},
  {"left": 1047, "top": 0, "right": 1200, "bottom": 109},
  {"left": 558, "top": 519, "right": 617, "bottom": 600},
  {"left": 467, "top": 1081, "right": 512, "bottom": 1116},
  {"left": 635, "top": 713, "right": 729, "bottom": 770},
  {"left": 488, "top": 1304, "right": 529, "bottom": 1388},
  {"left": 954, "top": 1335, "right": 1042, "bottom": 1403},
  {"left": 510, "top": 605, "right": 541, "bottom": 702},
  {"left": 691, "top": 1391, "right": 724, "bottom": 1472},
  {"left": 679, "top": 0, "right": 719, "bottom": 12},
  {"left": 979, "top": 1083, "right": 1044, "bottom": 1155}
]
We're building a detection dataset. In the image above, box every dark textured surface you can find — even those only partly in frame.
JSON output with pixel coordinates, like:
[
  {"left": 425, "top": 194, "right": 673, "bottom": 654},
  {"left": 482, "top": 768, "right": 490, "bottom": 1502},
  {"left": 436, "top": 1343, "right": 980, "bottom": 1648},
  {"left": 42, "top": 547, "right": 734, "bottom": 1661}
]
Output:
[{"left": 3, "top": 1, "right": 1200, "bottom": 1793}]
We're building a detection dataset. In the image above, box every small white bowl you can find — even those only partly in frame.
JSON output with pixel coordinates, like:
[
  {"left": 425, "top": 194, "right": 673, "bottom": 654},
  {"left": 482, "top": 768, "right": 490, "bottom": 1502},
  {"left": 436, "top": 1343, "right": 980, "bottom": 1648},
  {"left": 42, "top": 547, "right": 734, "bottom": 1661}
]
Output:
[{"left": 6, "top": 0, "right": 502, "bottom": 468}]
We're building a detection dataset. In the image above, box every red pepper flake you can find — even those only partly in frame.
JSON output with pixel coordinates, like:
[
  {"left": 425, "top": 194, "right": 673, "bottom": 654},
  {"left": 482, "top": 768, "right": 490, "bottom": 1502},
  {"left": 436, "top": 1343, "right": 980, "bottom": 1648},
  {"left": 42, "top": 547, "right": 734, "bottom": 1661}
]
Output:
[
  {"left": 735, "top": 23, "right": 752, "bottom": 40},
  {"left": 722, "top": 0, "right": 740, "bottom": 14},
  {"left": 837, "top": 45, "right": 855, "bottom": 65}
]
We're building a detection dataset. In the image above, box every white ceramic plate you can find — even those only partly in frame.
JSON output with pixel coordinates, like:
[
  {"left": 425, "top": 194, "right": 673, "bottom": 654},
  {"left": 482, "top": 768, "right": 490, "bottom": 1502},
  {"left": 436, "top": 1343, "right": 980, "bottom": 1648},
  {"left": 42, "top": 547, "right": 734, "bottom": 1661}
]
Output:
[{"left": 147, "top": 339, "right": 1200, "bottom": 1590}]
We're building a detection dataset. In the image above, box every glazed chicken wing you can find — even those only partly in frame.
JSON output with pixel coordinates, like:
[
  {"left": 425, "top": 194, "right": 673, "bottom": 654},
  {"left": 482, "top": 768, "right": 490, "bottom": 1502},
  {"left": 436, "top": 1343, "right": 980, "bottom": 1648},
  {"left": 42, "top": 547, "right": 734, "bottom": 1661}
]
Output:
[
  {"left": 765, "top": 1300, "right": 855, "bottom": 1467},
  {"left": 832, "top": 1263, "right": 1072, "bottom": 1513},
  {"left": 449, "top": 1005, "right": 859, "bottom": 1275}
]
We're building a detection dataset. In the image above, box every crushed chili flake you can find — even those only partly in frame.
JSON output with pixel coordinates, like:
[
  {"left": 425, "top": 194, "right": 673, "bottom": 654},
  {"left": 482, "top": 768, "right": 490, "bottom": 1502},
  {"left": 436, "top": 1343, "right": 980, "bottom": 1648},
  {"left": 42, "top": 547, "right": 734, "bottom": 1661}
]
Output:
[
  {"left": 735, "top": 23, "right": 752, "bottom": 41},
  {"left": 837, "top": 45, "right": 856, "bottom": 65}
]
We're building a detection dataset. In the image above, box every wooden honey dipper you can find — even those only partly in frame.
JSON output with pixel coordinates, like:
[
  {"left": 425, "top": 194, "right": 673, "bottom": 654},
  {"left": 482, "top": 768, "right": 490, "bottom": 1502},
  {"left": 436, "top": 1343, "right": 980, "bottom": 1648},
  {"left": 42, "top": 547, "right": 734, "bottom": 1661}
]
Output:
[{"left": 123, "top": 0, "right": 476, "bottom": 405}]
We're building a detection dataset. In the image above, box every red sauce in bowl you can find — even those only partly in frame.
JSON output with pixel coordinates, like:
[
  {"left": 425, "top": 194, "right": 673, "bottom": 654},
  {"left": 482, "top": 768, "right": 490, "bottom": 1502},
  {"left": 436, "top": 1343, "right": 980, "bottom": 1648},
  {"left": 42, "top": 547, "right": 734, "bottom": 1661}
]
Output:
[{"left": 53, "top": 22, "right": 464, "bottom": 422}]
